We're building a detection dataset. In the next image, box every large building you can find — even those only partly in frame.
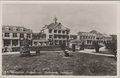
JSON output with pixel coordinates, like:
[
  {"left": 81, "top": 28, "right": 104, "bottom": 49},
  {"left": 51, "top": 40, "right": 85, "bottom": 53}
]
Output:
[
  {"left": 78, "top": 30, "right": 112, "bottom": 48},
  {"left": 2, "top": 25, "right": 32, "bottom": 51},
  {"left": 39, "top": 17, "right": 70, "bottom": 46},
  {"left": 2, "top": 19, "right": 113, "bottom": 52},
  {"left": 78, "top": 32, "right": 96, "bottom": 45},
  {"left": 90, "top": 30, "right": 112, "bottom": 43}
]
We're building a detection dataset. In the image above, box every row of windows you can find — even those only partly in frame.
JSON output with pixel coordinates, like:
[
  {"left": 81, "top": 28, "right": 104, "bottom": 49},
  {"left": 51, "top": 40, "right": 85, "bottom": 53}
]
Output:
[
  {"left": 70, "top": 36, "right": 77, "bottom": 40},
  {"left": 81, "top": 33, "right": 95, "bottom": 36},
  {"left": 79, "top": 36, "right": 95, "bottom": 40},
  {"left": 49, "top": 29, "right": 66, "bottom": 34},
  {"left": 3, "top": 33, "right": 31, "bottom": 38},
  {"left": 3, "top": 27, "right": 27, "bottom": 31},
  {"left": 87, "top": 40, "right": 93, "bottom": 44},
  {"left": 49, "top": 35, "right": 67, "bottom": 39}
]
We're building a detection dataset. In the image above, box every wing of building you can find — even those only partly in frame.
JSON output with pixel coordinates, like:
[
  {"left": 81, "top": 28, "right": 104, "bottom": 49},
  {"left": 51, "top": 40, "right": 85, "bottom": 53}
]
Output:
[{"left": 2, "top": 25, "right": 33, "bottom": 52}]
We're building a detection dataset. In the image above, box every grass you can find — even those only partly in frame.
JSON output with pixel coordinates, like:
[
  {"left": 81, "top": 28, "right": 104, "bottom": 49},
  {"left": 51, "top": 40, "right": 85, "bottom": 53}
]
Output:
[
  {"left": 2, "top": 52, "right": 117, "bottom": 75},
  {"left": 98, "top": 50, "right": 115, "bottom": 55}
]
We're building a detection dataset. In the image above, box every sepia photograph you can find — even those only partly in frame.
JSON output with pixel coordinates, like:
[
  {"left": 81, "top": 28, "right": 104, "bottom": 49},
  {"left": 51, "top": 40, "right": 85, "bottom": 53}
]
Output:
[{"left": 1, "top": 1, "right": 119, "bottom": 77}]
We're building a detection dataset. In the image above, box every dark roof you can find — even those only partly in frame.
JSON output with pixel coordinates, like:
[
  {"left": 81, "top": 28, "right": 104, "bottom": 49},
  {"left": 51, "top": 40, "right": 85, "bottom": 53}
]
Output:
[
  {"left": 90, "top": 30, "right": 102, "bottom": 35},
  {"left": 2, "top": 25, "right": 32, "bottom": 33},
  {"left": 42, "top": 22, "right": 70, "bottom": 31}
]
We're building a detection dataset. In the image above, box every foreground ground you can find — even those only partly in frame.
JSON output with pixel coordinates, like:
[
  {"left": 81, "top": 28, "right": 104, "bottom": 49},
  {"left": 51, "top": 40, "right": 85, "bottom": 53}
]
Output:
[{"left": 2, "top": 51, "right": 117, "bottom": 75}]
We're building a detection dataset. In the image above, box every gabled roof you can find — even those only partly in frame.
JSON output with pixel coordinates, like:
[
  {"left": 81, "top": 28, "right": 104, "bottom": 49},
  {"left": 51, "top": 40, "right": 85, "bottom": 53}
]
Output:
[
  {"left": 90, "top": 30, "right": 103, "bottom": 37},
  {"left": 41, "top": 22, "right": 70, "bottom": 31},
  {"left": 90, "top": 30, "right": 101, "bottom": 34}
]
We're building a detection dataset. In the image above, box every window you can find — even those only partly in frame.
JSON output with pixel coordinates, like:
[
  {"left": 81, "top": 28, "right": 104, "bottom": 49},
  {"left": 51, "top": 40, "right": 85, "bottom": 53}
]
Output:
[
  {"left": 23, "top": 29, "right": 26, "bottom": 31},
  {"left": 83, "top": 36, "right": 85, "bottom": 39},
  {"left": 63, "top": 36, "right": 65, "bottom": 39},
  {"left": 54, "top": 30, "right": 57, "bottom": 33},
  {"left": 13, "top": 33, "right": 17, "bottom": 37},
  {"left": 54, "top": 35, "right": 57, "bottom": 38},
  {"left": 62, "top": 31, "right": 65, "bottom": 33},
  {"left": 12, "top": 40, "right": 18, "bottom": 46},
  {"left": 34, "top": 42, "right": 37, "bottom": 46},
  {"left": 79, "top": 36, "right": 82, "bottom": 39},
  {"left": 27, "top": 34, "right": 31, "bottom": 38},
  {"left": 13, "top": 27, "right": 16, "bottom": 31},
  {"left": 88, "top": 36, "right": 90, "bottom": 39},
  {"left": 5, "top": 27, "right": 9, "bottom": 31},
  {"left": 5, "top": 33, "right": 9, "bottom": 37},
  {"left": 9, "top": 28, "right": 12, "bottom": 31},
  {"left": 49, "top": 29, "right": 52, "bottom": 33},
  {"left": 20, "top": 28, "right": 23, "bottom": 31},
  {"left": 20, "top": 33, "right": 24, "bottom": 38},
  {"left": 58, "top": 36, "right": 61, "bottom": 39},
  {"left": 49, "top": 35, "right": 52, "bottom": 38},
  {"left": 16, "top": 28, "right": 19, "bottom": 31},
  {"left": 58, "top": 30, "right": 61, "bottom": 33}
]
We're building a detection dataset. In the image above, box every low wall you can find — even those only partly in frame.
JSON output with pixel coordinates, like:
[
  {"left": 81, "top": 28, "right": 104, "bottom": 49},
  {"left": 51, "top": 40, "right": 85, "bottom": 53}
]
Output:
[
  {"left": 3, "top": 45, "right": 62, "bottom": 52},
  {"left": 29, "top": 45, "right": 62, "bottom": 51}
]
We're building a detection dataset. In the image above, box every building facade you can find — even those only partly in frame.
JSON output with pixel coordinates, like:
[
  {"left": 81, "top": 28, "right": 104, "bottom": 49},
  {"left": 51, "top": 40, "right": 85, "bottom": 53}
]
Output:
[
  {"left": 2, "top": 25, "right": 32, "bottom": 51},
  {"left": 78, "top": 30, "right": 112, "bottom": 48},
  {"left": 32, "top": 32, "right": 48, "bottom": 46},
  {"left": 40, "top": 17, "right": 70, "bottom": 46},
  {"left": 78, "top": 32, "right": 96, "bottom": 46},
  {"left": 2, "top": 22, "right": 113, "bottom": 52},
  {"left": 90, "top": 30, "right": 112, "bottom": 43}
]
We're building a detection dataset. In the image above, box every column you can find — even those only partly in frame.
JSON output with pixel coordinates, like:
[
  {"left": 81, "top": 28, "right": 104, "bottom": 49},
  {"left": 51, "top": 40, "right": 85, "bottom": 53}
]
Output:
[
  {"left": 24, "top": 34, "right": 27, "bottom": 38},
  {"left": 8, "top": 40, "right": 12, "bottom": 52},
  {"left": 18, "top": 40, "right": 20, "bottom": 47},
  {"left": 10, "top": 40, "right": 12, "bottom": 47},
  {"left": 37, "top": 42, "right": 39, "bottom": 46},
  {"left": 2, "top": 40, "right": 4, "bottom": 47}
]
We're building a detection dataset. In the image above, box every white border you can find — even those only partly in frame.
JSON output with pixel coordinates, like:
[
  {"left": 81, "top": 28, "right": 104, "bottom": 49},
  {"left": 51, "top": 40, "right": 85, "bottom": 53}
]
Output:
[
  {"left": 0, "top": 1, "right": 120, "bottom": 78},
  {"left": 1, "top": 1, "right": 120, "bottom": 4}
]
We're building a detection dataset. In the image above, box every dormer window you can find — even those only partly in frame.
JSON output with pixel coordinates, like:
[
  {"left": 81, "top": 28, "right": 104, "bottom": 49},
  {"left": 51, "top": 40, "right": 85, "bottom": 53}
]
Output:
[
  {"left": 9, "top": 28, "right": 12, "bottom": 31},
  {"left": 13, "top": 27, "right": 16, "bottom": 31},
  {"left": 20, "top": 28, "right": 24, "bottom": 31},
  {"left": 16, "top": 28, "right": 19, "bottom": 31},
  {"left": 5, "top": 27, "right": 9, "bottom": 31}
]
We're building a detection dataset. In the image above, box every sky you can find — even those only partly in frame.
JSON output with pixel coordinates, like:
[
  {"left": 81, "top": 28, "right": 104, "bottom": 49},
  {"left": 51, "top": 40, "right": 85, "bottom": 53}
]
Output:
[{"left": 2, "top": 3, "right": 117, "bottom": 34}]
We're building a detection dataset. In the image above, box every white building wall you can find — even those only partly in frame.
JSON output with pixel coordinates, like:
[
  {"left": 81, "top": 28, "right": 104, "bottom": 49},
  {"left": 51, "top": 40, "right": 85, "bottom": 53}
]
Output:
[{"left": 44, "top": 29, "right": 49, "bottom": 39}]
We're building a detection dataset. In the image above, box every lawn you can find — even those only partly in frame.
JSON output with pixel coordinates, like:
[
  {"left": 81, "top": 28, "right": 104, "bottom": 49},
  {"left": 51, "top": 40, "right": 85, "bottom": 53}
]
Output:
[{"left": 2, "top": 52, "right": 117, "bottom": 75}]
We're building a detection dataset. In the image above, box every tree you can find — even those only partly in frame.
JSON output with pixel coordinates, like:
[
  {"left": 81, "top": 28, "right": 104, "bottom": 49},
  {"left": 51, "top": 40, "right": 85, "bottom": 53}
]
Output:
[
  {"left": 111, "top": 40, "right": 117, "bottom": 60},
  {"left": 93, "top": 40, "right": 100, "bottom": 52},
  {"left": 20, "top": 38, "right": 30, "bottom": 56},
  {"left": 105, "top": 40, "right": 117, "bottom": 60},
  {"left": 80, "top": 41, "right": 85, "bottom": 50}
]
